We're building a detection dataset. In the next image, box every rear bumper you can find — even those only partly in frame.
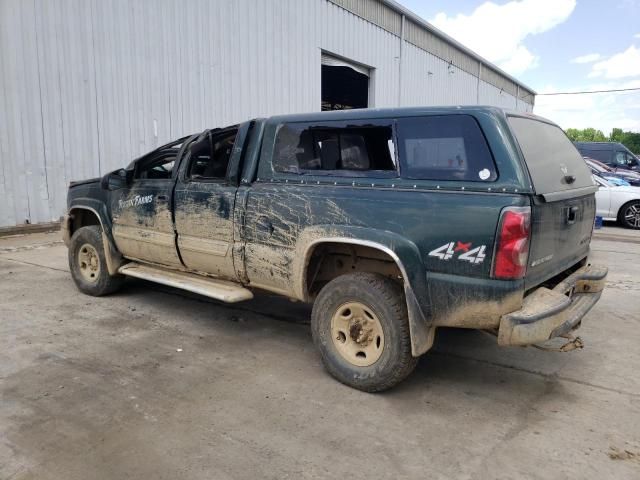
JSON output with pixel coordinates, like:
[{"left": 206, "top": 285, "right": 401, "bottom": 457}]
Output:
[{"left": 498, "top": 264, "right": 608, "bottom": 346}]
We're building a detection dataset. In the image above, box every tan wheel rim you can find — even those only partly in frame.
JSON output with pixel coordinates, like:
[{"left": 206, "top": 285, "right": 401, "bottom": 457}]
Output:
[
  {"left": 77, "top": 243, "right": 101, "bottom": 283},
  {"left": 330, "top": 301, "right": 385, "bottom": 367}
]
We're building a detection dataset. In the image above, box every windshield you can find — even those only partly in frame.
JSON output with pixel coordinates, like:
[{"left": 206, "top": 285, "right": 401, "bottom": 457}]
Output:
[
  {"left": 618, "top": 151, "right": 640, "bottom": 167},
  {"left": 509, "top": 116, "right": 594, "bottom": 194}
]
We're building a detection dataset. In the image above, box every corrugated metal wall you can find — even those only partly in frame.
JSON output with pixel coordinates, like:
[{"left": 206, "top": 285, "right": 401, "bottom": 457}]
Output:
[
  {"left": 402, "top": 42, "right": 479, "bottom": 106},
  {"left": 0, "top": 0, "right": 534, "bottom": 228}
]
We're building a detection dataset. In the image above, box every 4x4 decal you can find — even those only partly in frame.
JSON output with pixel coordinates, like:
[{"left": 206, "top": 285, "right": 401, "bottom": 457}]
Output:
[{"left": 428, "top": 241, "right": 487, "bottom": 264}]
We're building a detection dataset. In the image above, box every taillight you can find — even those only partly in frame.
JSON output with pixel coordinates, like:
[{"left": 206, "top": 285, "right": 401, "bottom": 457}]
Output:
[{"left": 493, "top": 206, "right": 531, "bottom": 280}]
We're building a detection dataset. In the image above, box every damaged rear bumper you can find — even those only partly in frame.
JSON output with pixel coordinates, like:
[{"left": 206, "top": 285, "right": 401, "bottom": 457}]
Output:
[{"left": 498, "top": 264, "right": 608, "bottom": 346}]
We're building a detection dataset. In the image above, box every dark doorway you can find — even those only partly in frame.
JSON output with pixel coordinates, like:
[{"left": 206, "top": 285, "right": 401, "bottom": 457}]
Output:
[{"left": 321, "top": 65, "right": 369, "bottom": 111}]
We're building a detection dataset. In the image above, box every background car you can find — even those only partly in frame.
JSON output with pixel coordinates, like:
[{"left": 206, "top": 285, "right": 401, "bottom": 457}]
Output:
[
  {"left": 576, "top": 141, "right": 640, "bottom": 171},
  {"left": 584, "top": 157, "right": 640, "bottom": 186},
  {"left": 593, "top": 175, "right": 640, "bottom": 229},
  {"left": 585, "top": 158, "right": 631, "bottom": 186}
]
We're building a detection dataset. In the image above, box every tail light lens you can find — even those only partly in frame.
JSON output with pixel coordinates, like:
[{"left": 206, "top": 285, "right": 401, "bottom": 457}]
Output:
[{"left": 493, "top": 206, "right": 531, "bottom": 280}]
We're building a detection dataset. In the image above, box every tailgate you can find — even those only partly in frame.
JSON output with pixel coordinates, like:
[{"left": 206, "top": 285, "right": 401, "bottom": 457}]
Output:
[
  {"left": 526, "top": 194, "right": 594, "bottom": 288},
  {"left": 507, "top": 115, "right": 597, "bottom": 289}
]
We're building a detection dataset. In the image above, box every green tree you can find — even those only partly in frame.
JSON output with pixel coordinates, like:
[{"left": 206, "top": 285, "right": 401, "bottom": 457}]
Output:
[
  {"left": 622, "top": 132, "right": 640, "bottom": 154},
  {"left": 610, "top": 128, "right": 625, "bottom": 143},
  {"left": 609, "top": 129, "right": 640, "bottom": 154},
  {"left": 565, "top": 128, "right": 582, "bottom": 142},
  {"left": 565, "top": 127, "right": 607, "bottom": 142},
  {"left": 565, "top": 127, "right": 640, "bottom": 154}
]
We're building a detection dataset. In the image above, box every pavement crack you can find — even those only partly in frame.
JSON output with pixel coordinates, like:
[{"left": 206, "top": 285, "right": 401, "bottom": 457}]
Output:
[
  {"left": 0, "top": 240, "right": 63, "bottom": 253},
  {"left": 591, "top": 247, "right": 640, "bottom": 256},
  {"left": 431, "top": 351, "right": 640, "bottom": 399},
  {"left": 0, "top": 257, "right": 68, "bottom": 273},
  {"left": 471, "top": 378, "right": 557, "bottom": 480}
]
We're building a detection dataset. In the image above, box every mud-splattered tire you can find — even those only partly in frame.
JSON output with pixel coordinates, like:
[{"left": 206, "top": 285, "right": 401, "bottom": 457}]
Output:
[
  {"left": 618, "top": 200, "right": 640, "bottom": 229},
  {"left": 311, "top": 272, "right": 418, "bottom": 392},
  {"left": 68, "top": 226, "right": 124, "bottom": 296}
]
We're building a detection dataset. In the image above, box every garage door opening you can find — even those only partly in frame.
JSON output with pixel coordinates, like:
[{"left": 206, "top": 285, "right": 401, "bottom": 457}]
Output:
[{"left": 321, "top": 54, "right": 369, "bottom": 111}]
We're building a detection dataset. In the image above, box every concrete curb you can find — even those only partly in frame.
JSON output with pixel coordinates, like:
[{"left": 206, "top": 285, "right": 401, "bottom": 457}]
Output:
[
  {"left": 593, "top": 232, "right": 640, "bottom": 244},
  {"left": 0, "top": 222, "right": 60, "bottom": 238}
]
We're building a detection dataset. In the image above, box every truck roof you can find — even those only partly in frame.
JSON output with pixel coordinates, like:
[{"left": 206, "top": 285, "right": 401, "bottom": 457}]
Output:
[{"left": 266, "top": 105, "right": 549, "bottom": 124}]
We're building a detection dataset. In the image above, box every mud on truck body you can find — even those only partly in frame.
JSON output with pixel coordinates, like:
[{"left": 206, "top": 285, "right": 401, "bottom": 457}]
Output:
[{"left": 63, "top": 106, "right": 607, "bottom": 391}]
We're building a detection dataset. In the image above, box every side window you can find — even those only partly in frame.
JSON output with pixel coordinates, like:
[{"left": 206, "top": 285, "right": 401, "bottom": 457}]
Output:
[
  {"left": 396, "top": 115, "right": 497, "bottom": 182},
  {"left": 615, "top": 151, "right": 628, "bottom": 166},
  {"left": 188, "top": 131, "right": 237, "bottom": 180},
  {"left": 588, "top": 150, "right": 612, "bottom": 164},
  {"left": 273, "top": 122, "right": 396, "bottom": 176},
  {"left": 135, "top": 152, "right": 177, "bottom": 180},
  {"left": 625, "top": 152, "right": 639, "bottom": 166}
]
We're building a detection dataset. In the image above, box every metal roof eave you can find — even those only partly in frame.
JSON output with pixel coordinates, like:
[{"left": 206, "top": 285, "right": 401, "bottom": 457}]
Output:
[{"left": 379, "top": 0, "right": 537, "bottom": 96}]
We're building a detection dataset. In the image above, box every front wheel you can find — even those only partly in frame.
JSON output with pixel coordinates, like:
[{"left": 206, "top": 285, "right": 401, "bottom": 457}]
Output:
[
  {"left": 311, "top": 272, "right": 418, "bottom": 392},
  {"left": 68, "top": 226, "right": 125, "bottom": 296},
  {"left": 618, "top": 200, "right": 640, "bottom": 229}
]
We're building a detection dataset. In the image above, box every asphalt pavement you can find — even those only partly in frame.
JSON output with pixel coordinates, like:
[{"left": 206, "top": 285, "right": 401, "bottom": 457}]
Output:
[{"left": 1, "top": 227, "right": 639, "bottom": 480}]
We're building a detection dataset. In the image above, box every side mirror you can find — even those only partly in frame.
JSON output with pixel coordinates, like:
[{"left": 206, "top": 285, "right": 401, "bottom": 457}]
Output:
[{"left": 101, "top": 168, "right": 130, "bottom": 190}]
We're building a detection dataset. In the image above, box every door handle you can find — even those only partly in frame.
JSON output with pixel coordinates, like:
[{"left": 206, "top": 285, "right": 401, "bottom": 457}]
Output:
[
  {"left": 157, "top": 194, "right": 168, "bottom": 202},
  {"left": 255, "top": 216, "right": 274, "bottom": 235},
  {"left": 566, "top": 206, "right": 578, "bottom": 224}
]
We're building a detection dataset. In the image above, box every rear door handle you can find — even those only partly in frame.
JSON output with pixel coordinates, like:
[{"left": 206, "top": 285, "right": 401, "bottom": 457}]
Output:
[{"left": 157, "top": 194, "right": 168, "bottom": 202}]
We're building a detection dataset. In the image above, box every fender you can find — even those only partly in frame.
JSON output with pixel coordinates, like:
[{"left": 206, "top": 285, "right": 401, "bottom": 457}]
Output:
[
  {"left": 293, "top": 225, "right": 435, "bottom": 356},
  {"left": 68, "top": 198, "right": 113, "bottom": 240},
  {"left": 67, "top": 200, "right": 124, "bottom": 275}
]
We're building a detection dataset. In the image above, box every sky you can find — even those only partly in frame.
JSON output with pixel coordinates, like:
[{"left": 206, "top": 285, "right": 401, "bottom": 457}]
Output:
[{"left": 397, "top": 0, "right": 640, "bottom": 135}]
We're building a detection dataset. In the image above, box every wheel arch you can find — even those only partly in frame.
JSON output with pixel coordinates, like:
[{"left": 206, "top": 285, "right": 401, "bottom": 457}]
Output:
[
  {"left": 301, "top": 238, "right": 408, "bottom": 298},
  {"left": 65, "top": 202, "right": 124, "bottom": 275},
  {"left": 293, "top": 226, "right": 434, "bottom": 356},
  {"left": 67, "top": 206, "right": 103, "bottom": 235}
]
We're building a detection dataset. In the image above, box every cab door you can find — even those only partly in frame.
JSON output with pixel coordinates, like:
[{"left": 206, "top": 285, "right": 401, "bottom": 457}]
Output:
[
  {"left": 173, "top": 128, "right": 240, "bottom": 280},
  {"left": 111, "top": 139, "right": 190, "bottom": 267}
]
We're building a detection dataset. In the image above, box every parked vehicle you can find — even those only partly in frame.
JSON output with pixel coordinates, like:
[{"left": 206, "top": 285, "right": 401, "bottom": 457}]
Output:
[
  {"left": 584, "top": 157, "right": 640, "bottom": 186},
  {"left": 584, "top": 158, "right": 631, "bottom": 186},
  {"left": 62, "top": 107, "right": 607, "bottom": 391},
  {"left": 575, "top": 141, "right": 640, "bottom": 171},
  {"left": 593, "top": 175, "right": 640, "bottom": 229}
]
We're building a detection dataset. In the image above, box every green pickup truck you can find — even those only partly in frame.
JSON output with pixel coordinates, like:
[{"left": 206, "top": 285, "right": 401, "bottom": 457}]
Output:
[{"left": 63, "top": 106, "right": 608, "bottom": 391}]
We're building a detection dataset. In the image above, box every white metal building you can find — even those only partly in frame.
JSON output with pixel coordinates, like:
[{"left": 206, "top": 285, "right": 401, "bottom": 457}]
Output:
[{"left": 0, "top": 0, "right": 536, "bottom": 229}]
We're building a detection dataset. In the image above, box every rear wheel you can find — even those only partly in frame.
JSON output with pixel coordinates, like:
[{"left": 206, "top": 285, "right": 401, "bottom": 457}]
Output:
[
  {"left": 69, "top": 226, "right": 125, "bottom": 296},
  {"left": 311, "top": 272, "right": 417, "bottom": 392},
  {"left": 618, "top": 200, "right": 640, "bottom": 229}
]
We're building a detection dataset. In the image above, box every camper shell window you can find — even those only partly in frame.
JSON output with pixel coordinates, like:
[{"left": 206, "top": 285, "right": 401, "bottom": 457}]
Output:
[{"left": 273, "top": 121, "right": 397, "bottom": 177}]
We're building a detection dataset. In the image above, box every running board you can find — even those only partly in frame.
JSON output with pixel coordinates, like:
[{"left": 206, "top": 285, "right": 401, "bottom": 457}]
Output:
[{"left": 118, "top": 263, "right": 253, "bottom": 303}]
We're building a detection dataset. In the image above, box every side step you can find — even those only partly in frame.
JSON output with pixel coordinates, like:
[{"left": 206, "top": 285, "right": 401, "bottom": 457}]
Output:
[{"left": 118, "top": 263, "right": 253, "bottom": 303}]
